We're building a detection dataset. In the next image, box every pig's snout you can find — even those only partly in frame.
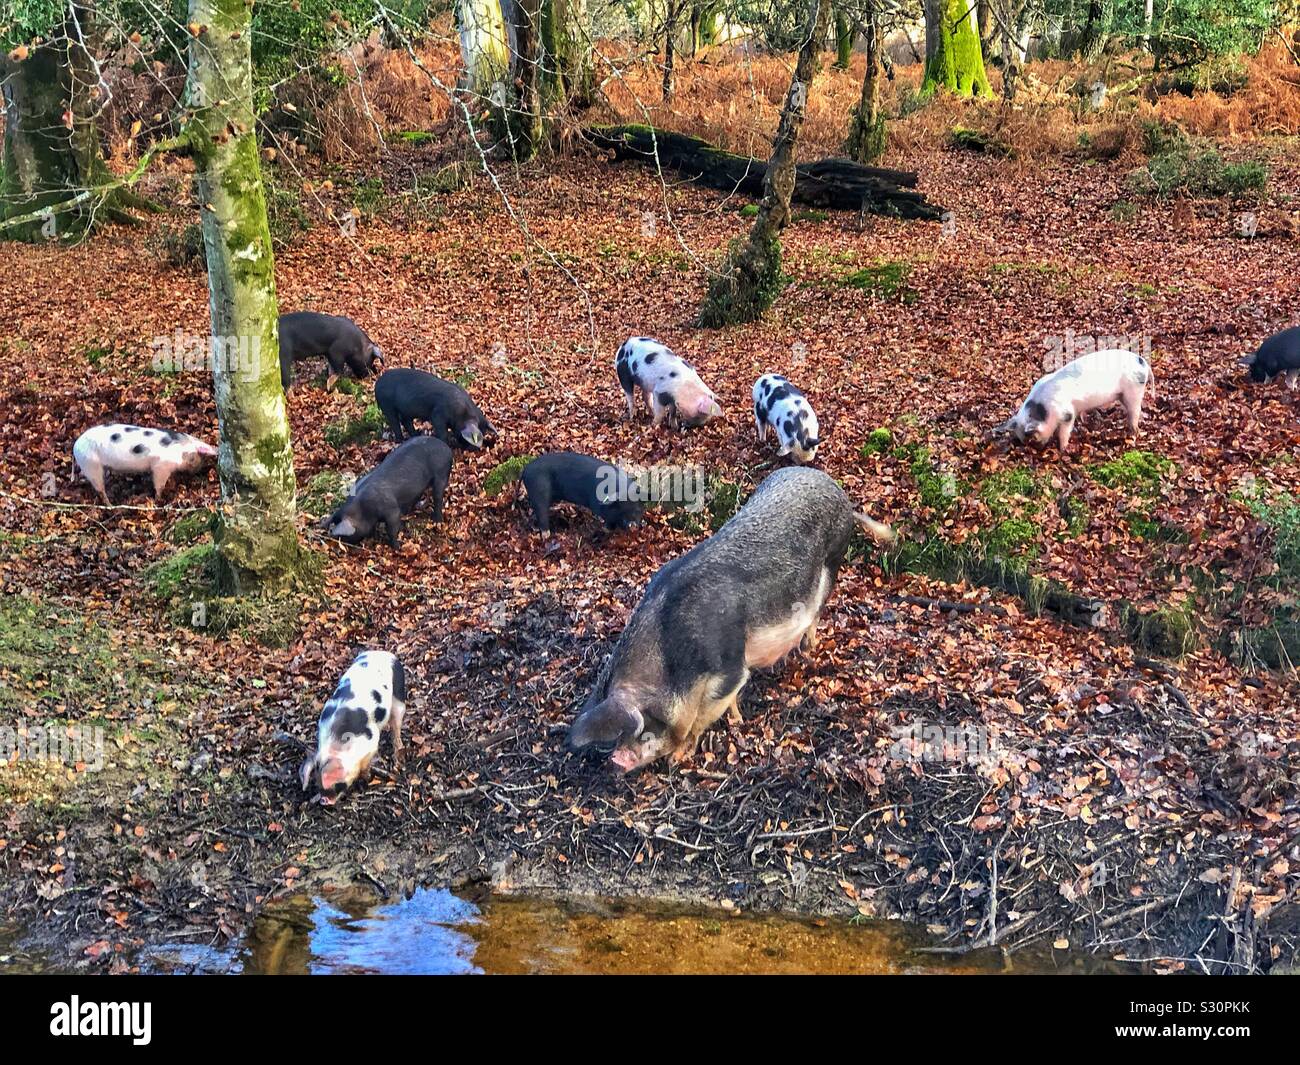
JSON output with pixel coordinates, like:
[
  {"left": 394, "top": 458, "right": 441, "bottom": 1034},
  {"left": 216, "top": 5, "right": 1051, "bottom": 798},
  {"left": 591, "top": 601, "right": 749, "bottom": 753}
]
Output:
[
  {"left": 566, "top": 698, "right": 643, "bottom": 754},
  {"left": 318, "top": 757, "right": 350, "bottom": 793}
]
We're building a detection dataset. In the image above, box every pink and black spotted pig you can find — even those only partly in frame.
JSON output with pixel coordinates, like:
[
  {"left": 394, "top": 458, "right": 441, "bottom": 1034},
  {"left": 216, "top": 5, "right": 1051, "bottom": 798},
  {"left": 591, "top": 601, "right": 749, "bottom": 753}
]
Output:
[
  {"left": 615, "top": 336, "right": 722, "bottom": 429},
  {"left": 299, "top": 650, "right": 407, "bottom": 804},
  {"left": 752, "top": 373, "right": 821, "bottom": 464},
  {"left": 72, "top": 424, "right": 217, "bottom": 505}
]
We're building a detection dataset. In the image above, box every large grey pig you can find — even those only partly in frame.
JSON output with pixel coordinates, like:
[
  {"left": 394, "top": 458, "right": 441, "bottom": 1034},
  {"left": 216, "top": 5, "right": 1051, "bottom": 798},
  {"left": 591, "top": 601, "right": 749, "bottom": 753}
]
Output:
[
  {"left": 279, "top": 312, "right": 383, "bottom": 390},
  {"left": 566, "top": 467, "right": 894, "bottom": 772}
]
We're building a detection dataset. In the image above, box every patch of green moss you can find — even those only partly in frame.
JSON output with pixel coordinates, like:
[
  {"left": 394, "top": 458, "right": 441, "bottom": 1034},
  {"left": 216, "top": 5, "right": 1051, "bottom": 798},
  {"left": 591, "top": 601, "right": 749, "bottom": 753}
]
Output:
[
  {"left": 395, "top": 130, "right": 435, "bottom": 145},
  {"left": 1120, "top": 600, "right": 1198, "bottom": 658},
  {"left": 842, "top": 259, "right": 914, "bottom": 301},
  {"left": 0, "top": 595, "right": 156, "bottom": 717},
  {"left": 1241, "top": 489, "right": 1300, "bottom": 585},
  {"left": 167, "top": 509, "right": 216, "bottom": 545},
  {"left": 791, "top": 209, "right": 829, "bottom": 223},
  {"left": 979, "top": 466, "right": 1048, "bottom": 517},
  {"left": 859, "top": 427, "right": 894, "bottom": 457},
  {"left": 483, "top": 455, "right": 536, "bottom": 498},
  {"left": 1091, "top": 450, "right": 1175, "bottom": 494},
  {"left": 894, "top": 442, "right": 962, "bottom": 512},
  {"left": 299, "top": 471, "right": 352, "bottom": 520},
  {"left": 143, "top": 544, "right": 216, "bottom": 602},
  {"left": 738, "top": 203, "right": 759, "bottom": 217},
  {"left": 979, "top": 518, "right": 1041, "bottom": 563},
  {"left": 323, "top": 403, "right": 385, "bottom": 450}
]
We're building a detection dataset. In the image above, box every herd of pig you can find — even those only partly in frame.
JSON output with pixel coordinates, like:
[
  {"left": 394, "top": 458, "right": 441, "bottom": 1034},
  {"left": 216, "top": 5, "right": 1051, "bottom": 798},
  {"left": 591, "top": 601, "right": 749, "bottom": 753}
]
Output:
[{"left": 69, "top": 313, "right": 1300, "bottom": 791}]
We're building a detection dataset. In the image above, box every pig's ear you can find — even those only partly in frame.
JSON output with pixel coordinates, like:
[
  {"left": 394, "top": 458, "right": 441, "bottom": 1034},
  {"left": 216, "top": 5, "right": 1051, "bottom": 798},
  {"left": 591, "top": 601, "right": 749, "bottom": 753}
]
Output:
[
  {"left": 331, "top": 515, "right": 357, "bottom": 538},
  {"left": 567, "top": 698, "right": 643, "bottom": 752},
  {"left": 298, "top": 754, "right": 317, "bottom": 791}
]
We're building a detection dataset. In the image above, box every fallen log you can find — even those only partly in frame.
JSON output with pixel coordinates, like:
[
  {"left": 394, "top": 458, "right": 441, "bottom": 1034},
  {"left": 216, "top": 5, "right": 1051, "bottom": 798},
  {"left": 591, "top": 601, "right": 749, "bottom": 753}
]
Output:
[{"left": 588, "top": 124, "right": 944, "bottom": 221}]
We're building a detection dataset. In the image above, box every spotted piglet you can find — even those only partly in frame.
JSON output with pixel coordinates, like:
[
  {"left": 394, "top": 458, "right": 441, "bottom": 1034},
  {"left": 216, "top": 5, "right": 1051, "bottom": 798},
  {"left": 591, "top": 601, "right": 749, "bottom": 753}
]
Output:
[
  {"left": 615, "top": 337, "right": 722, "bottom": 429},
  {"left": 299, "top": 651, "right": 406, "bottom": 804},
  {"left": 72, "top": 424, "right": 217, "bottom": 505},
  {"left": 752, "top": 374, "right": 821, "bottom": 464}
]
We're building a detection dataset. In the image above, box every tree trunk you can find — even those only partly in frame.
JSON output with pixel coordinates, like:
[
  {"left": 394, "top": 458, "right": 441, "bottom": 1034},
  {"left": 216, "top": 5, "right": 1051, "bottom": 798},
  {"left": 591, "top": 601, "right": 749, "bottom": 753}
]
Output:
[
  {"left": 1, "top": 9, "right": 149, "bottom": 241},
  {"left": 922, "top": 0, "right": 993, "bottom": 96},
  {"left": 458, "top": 0, "right": 511, "bottom": 102},
  {"left": 185, "top": 0, "right": 300, "bottom": 593},
  {"left": 1142, "top": 0, "right": 1154, "bottom": 51},
  {"left": 700, "top": 0, "right": 832, "bottom": 327},
  {"left": 845, "top": 11, "right": 886, "bottom": 162},
  {"left": 1078, "top": 0, "right": 1114, "bottom": 61},
  {"left": 834, "top": 9, "right": 853, "bottom": 68},
  {"left": 548, "top": 0, "right": 594, "bottom": 105},
  {"left": 663, "top": 0, "right": 680, "bottom": 100},
  {"left": 505, "top": 0, "right": 545, "bottom": 157}
]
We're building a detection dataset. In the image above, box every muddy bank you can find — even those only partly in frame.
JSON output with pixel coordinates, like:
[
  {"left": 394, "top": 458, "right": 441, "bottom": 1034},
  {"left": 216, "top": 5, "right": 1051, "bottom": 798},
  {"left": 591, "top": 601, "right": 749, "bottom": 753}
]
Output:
[{"left": 1, "top": 582, "right": 1296, "bottom": 975}]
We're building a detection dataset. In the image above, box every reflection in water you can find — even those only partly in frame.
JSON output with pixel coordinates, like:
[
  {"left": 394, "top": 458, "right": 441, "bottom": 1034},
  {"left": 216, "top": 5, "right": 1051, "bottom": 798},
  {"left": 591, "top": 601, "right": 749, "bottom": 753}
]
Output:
[
  {"left": 233, "top": 889, "right": 1029, "bottom": 976},
  {"left": 14, "top": 889, "right": 1140, "bottom": 975},
  {"left": 241, "top": 888, "right": 481, "bottom": 975}
]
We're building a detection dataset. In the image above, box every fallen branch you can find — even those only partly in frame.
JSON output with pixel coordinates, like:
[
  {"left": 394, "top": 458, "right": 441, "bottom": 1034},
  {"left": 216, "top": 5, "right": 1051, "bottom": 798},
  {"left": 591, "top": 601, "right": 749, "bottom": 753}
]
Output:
[{"left": 588, "top": 125, "right": 944, "bottom": 220}]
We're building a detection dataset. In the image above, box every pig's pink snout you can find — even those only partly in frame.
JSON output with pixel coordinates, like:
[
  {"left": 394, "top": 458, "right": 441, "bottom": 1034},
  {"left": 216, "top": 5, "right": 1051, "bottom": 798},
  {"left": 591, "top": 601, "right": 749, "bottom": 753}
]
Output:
[{"left": 318, "top": 758, "right": 349, "bottom": 792}]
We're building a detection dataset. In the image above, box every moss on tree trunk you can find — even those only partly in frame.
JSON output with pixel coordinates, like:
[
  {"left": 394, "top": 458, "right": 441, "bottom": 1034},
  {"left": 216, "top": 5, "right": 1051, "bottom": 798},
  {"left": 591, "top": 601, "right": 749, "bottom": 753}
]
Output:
[
  {"left": 542, "top": 0, "right": 593, "bottom": 105},
  {"left": 700, "top": 0, "right": 831, "bottom": 327},
  {"left": 505, "top": 0, "right": 546, "bottom": 157},
  {"left": 1, "top": 20, "right": 153, "bottom": 242},
  {"left": 185, "top": 0, "right": 301, "bottom": 593},
  {"left": 922, "top": 0, "right": 993, "bottom": 97},
  {"left": 834, "top": 10, "right": 852, "bottom": 68}
]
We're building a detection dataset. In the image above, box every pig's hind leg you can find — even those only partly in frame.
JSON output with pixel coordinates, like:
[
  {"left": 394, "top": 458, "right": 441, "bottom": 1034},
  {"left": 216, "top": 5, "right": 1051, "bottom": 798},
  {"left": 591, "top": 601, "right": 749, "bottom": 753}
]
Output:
[
  {"left": 1121, "top": 383, "right": 1145, "bottom": 436},
  {"left": 523, "top": 474, "right": 553, "bottom": 536},
  {"left": 389, "top": 698, "right": 406, "bottom": 767},
  {"left": 81, "top": 458, "right": 111, "bottom": 505},
  {"left": 754, "top": 404, "right": 766, "bottom": 442}
]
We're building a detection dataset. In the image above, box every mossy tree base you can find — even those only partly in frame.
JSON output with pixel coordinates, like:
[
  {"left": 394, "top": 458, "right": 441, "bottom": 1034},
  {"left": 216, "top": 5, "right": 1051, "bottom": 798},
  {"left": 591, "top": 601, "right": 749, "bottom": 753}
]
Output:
[{"left": 700, "top": 233, "right": 785, "bottom": 327}]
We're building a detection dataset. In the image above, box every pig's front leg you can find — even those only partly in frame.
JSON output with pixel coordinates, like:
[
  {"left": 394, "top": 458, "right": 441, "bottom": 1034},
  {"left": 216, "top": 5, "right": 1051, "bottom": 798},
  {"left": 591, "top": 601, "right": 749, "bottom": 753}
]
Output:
[
  {"left": 650, "top": 391, "right": 670, "bottom": 428},
  {"left": 1055, "top": 413, "right": 1076, "bottom": 452},
  {"left": 151, "top": 462, "right": 175, "bottom": 500},
  {"left": 1286, "top": 369, "right": 1299, "bottom": 391},
  {"left": 383, "top": 509, "right": 403, "bottom": 547}
]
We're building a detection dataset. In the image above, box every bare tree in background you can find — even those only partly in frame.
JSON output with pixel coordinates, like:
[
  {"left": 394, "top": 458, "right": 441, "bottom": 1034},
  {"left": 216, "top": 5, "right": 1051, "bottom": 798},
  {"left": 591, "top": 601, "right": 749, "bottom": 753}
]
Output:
[{"left": 700, "top": 0, "right": 832, "bottom": 326}]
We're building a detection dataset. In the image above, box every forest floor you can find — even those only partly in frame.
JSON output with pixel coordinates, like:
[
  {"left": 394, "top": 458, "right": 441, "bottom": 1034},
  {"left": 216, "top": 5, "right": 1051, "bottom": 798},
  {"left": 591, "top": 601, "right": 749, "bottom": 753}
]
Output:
[{"left": 1, "top": 69, "right": 1299, "bottom": 972}]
